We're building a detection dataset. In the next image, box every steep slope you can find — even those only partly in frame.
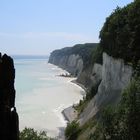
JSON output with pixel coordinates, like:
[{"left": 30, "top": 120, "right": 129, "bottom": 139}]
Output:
[
  {"left": 78, "top": 0, "right": 140, "bottom": 126},
  {"left": 77, "top": 1, "right": 140, "bottom": 139},
  {"left": 79, "top": 52, "right": 133, "bottom": 125}
]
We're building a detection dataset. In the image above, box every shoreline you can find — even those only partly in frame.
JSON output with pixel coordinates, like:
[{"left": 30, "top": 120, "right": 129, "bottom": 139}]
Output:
[
  {"left": 71, "top": 79, "right": 87, "bottom": 94},
  {"left": 57, "top": 78, "right": 86, "bottom": 140},
  {"left": 62, "top": 106, "right": 78, "bottom": 122},
  {"left": 17, "top": 61, "right": 86, "bottom": 139},
  {"left": 61, "top": 78, "right": 87, "bottom": 123},
  {"left": 48, "top": 63, "right": 87, "bottom": 123},
  {"left": 48, "top": 63, "right": 87, "bottom": 138}
]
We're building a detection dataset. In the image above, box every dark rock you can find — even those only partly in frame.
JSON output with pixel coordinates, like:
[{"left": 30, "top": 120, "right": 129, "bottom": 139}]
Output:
[{"left": 0, "top": 53, "right": 19, "bottom": 140}]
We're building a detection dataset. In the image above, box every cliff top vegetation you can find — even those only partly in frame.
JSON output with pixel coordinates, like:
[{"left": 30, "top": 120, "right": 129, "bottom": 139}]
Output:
[
  {"left": 100, "top": 0, "right": 140, "bottom": 70},
  {"left": 50, "top": 43, "right": 97, "bottom": 60}
]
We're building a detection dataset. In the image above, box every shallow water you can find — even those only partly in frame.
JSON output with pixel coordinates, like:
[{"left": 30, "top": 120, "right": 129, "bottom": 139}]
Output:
[{"left": 14, "top": 56, "right": 84, "bottom": 137}]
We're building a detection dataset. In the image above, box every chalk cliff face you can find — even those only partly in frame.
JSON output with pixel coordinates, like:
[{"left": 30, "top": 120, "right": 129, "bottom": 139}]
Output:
[
  {"left": 49, "top": 54, "right": 83, "bottom": 76},
  {"left": 0, "top": 53, "right": 19, "bottom": 140},
  {"left": 79, "top": 52, "right": 133, "bottom": 125},
  {"left": 77, "top": 63, "right": 102, "bottom": 89},
  {"left": 49, "top": 43, "right": 98, "bottom": 77},
  {"left": 49, "top": 47, "right": 133, "bottom": 126}
]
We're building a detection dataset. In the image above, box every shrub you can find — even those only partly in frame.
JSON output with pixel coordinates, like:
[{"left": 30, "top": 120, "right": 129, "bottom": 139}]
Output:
[
  {"left": 89, "top": 77, "right": 140, "bottom": 140},
  {"left": 19, "top": 127, "right": 53, "bottom": 140},
  {"left": 65, "top": 121, "right": 80, "bottom": 140}
]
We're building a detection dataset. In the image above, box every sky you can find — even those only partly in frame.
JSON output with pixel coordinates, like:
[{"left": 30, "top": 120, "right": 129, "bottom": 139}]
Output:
[{"left": 0, "top": 0, "right": 133, "bottom": 55}]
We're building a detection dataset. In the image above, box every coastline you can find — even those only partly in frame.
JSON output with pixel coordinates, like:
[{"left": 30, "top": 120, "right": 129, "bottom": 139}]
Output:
[
  {"left": 62, "top": 106, "right": 78, "bottom": 122},
  {"left": 57, "top": 77, "right": 86, "bottom": 140},
  {"left": 61, "top": 78, "right": 86, "bottom": 123},
  {"left": 71, "top": 79, "right": 87, "bottom": 94},
  {"left": 48, "top": 63, "right": 86, "bottom": 138},
  {"left": 16, "top": 60, "right": 85, "bottom": 138}
]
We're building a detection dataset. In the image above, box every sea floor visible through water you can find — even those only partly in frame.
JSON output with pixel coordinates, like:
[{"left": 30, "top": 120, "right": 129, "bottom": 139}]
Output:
[{"left": 14, "top": 56, "right": 85, "bottom": 137}]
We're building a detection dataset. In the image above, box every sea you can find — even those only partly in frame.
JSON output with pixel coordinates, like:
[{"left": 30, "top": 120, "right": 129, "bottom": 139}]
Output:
[{"left": 13, "top": 55, "right": 85, "bottom": 137}]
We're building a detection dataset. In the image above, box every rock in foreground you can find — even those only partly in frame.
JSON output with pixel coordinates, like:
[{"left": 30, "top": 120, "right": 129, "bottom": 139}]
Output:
[{"left": 0, "top": 53, "right": 19, "bottom": 140}]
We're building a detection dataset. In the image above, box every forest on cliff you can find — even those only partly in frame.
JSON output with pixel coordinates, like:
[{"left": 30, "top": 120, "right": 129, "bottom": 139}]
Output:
[{"left": 64, "top": 1, "right": 140, "bottom": 140}]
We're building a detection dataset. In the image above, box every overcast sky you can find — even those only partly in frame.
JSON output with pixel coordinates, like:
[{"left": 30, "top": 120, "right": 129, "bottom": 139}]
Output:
[{"left": 0, "top": 0, "right": 133, "bottom": 55}]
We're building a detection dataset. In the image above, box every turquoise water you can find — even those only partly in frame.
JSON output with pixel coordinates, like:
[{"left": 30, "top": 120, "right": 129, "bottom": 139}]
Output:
[{"left": 14, "top": 56, "right": 84, "bottom": 137}]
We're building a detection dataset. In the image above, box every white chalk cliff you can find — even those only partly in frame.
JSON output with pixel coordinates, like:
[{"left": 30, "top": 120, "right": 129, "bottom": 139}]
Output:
[
  {"left": 49, "top": 54, "right": 83, "bottom": 76},
  {"left": 79, "top": 52, "right": 133, "bottom": 125},
  {"left": 49, "top": 50, "right": 133, "bottom": 126}
]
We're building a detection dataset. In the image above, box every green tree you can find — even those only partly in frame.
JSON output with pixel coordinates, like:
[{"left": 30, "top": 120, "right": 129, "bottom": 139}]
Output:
[
  {"left": 89, "top": 78, "right": 140, "bottom": 140},
  {"left": 65, "top": 121, "right": 80, "bottom": 140},
  {"left": 19, "top": 127, "right": 53, "bottom": 140},
  {"left": 99, "top": 0, "right": 140, "bottom": 68},
  {"left": 118, "top": 78, "right": 140, "bottom": 139}
]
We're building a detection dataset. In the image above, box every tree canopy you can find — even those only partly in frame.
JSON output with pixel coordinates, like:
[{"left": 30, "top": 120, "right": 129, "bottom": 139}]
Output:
[{"left": 100, "top": 1, "right": 140, "bottom": 69}]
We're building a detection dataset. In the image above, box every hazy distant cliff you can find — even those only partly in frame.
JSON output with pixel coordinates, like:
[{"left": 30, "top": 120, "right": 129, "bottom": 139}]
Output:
[
  {"left": 49, "top": 43, "right": 98, "bottom": 76},
  {"left": 0, "top": 53, "right": 19, "bottom": 140},
  {"left": 49, "top": 53, "right": 83, "bottom": 76}
]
